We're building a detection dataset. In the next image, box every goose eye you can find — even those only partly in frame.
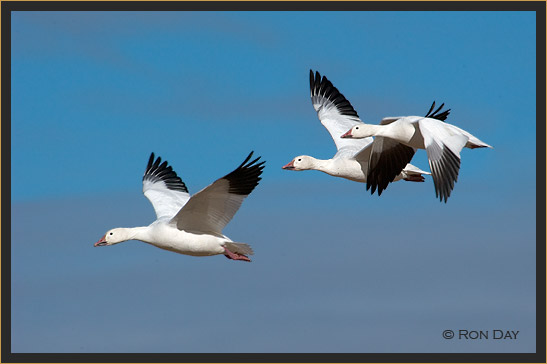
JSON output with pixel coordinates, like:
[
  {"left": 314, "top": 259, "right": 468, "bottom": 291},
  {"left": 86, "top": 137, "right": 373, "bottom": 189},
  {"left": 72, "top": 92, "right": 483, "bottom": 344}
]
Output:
[
  {"left": 110, "top": 232, "right": 113, "bottom": 235},
  {"left": 298, "top": 158, "right": 302, "bottom": 162},
  {"left": 355, "top": 126, "right": 359, "bottom": 130}
]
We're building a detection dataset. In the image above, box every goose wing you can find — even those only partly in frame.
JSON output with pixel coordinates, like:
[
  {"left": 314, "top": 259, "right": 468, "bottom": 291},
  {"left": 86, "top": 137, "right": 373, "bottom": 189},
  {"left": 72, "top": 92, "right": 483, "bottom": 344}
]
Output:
[
  {"left": 310, "top": 70, "right": 372, "bottom": 157},
  {"left": 142, "top": 153, "right": 191, "bottom": 220},
  {"left": 419, "top": 118, "right": 468, "bottom": 202},
  {"left": 170, "top": 152, "right": 265, "bottom": 234},
  {"left": 366, "top": 137, "right": 416, "bottom": 195},
  {"left": 366, "top": 101, "right": 451, "bottom": 195}
]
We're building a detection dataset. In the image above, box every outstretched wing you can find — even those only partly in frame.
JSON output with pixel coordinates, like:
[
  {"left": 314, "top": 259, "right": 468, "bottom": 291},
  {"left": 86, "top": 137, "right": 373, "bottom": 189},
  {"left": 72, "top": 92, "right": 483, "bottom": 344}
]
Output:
[
  {"left": 310, "top": 70, "right": 371, "bottom": 156},
  {"left": 171, "top": 152, "right": 265, "bottom": 234},
  {"left": 142, "top": 153, "right": 191, "bottom": 220},
  {"left": 419, "top": 118, "right": 468, "bottom": 203}
]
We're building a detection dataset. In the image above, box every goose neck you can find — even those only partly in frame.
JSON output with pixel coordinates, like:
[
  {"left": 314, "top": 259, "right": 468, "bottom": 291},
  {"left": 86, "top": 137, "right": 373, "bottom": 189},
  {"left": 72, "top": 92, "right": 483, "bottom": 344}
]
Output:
[{"left": 123, "top": 226, "right": 151, "bottom": 243}]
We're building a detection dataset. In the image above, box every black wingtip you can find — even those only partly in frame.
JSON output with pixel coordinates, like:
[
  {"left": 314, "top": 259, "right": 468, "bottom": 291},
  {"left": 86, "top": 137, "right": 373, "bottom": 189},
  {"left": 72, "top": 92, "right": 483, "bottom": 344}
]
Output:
[
  {"left": 426, "top": 101, "right": 436, "bottom": 118},
  {"left": 147, "top": 152, "right": 155, "bottom": 169},
  {"left": 309, "top": 70, "right": 359, "bottom": 119},
  {"left": 425, "top": 101, "right": 451, "bottom": 122},
  {"left": 238, "top": 151, "right": 254, "bottom": 168},
  {"left": 224, "top": 152, "right": 265, "bottom": 196},
  {"left": 143, "top": 152, "right": 188, "bottom": 193}
]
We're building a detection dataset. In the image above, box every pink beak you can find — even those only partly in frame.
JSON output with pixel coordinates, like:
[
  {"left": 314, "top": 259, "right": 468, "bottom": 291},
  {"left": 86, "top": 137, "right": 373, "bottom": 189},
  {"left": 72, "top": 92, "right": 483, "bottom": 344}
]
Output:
[
  {"left": 94, "top": 235, "right": 107, "bottom": 247},
  {"left": 282, "top": 160, "right": 295, "bottom": 170},
  {"left": 340, "top": 130, "right": 353, "bottom": 138}
]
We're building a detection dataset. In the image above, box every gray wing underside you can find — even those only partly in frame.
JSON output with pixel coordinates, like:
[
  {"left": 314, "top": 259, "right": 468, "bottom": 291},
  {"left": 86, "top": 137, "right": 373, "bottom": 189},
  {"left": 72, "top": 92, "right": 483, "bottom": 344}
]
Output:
[{"left": 170, "top": 152, "right": 265, "bottom": 234}]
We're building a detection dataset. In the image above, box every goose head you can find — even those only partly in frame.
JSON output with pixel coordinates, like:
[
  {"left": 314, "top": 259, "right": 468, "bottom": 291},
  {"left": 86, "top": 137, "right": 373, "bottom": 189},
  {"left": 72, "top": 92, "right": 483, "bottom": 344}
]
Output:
[
  {"left": 94, "top": 228, "right": 131, "bottom": 247},
  {"left": 282, "top": 155, "right": 316, "bottom": 171},
  {"left": 341, "top": 124, "right": 373, "bottom": 139}
]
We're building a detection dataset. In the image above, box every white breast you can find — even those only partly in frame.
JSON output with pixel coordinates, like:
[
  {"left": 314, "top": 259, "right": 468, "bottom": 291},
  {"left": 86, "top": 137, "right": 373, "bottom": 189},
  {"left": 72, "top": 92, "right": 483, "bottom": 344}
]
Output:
[
  {"left": 319, "top": 158, "right": 367, "bottom": 182},
  {"left": 145, "top": 222, "right": 227, "bottom": 256}
]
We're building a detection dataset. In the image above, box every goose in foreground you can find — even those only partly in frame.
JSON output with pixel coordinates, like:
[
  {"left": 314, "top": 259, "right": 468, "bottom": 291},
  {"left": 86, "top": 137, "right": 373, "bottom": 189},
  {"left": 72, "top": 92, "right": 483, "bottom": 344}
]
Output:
[
  {"left": 282, "top": 70, "right": 431, "bottom": 190},
  {"left": 95, "top": 152, "right": 265, "bottom": 262},
  {"left": 341, "top": 105, "right": 492, "bottom": 202}
]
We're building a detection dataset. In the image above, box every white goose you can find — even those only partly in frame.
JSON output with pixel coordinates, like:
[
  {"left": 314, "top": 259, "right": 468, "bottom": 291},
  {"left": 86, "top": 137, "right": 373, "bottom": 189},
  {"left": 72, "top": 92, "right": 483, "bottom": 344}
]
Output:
[
  {"left": 341, "top": 103, "right": 492, "bottom": 202},
  {"left": 282, "top": 70, "right": 431, "bottom": 192},
  {"left": 95, "top": 152, "right": 265, "bottom": 262}
]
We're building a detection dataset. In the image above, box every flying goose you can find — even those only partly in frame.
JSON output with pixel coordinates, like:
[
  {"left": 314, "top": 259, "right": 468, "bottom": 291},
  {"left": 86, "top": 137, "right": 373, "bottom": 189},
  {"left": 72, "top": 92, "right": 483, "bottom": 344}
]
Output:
[
  {"left": 95, "top": 152, "right": 265, "bottom": 262},
  {"left": 341, "top": 101, "right": 492, "bottom": 202},
  {"left": 283, "top": 70, "right": 432, "bottom": 190}
]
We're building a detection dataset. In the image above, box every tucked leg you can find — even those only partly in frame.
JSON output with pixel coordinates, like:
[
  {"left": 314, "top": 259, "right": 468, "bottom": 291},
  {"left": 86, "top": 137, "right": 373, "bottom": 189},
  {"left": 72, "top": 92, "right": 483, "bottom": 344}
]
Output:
[{"left": 224, "top": 247, "right": 251, "bottom": 262}]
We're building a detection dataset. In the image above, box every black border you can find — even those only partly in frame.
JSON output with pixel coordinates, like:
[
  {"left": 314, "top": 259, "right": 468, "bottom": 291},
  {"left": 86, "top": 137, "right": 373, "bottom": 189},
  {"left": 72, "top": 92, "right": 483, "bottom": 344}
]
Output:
[
  {"left": 0, "top": 1, "right": 545, "bottom": 11},
  {"left": 2, "top": 1, "right": 545, "bottom": 363}
]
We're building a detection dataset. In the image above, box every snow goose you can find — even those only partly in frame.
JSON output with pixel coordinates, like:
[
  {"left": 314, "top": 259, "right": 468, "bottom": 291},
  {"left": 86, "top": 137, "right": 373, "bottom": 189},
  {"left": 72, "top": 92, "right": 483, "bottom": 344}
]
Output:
[
  {"left": 95, "top": 152, "right": 265, "bottom": 262},
  {"left": 341, "top": 104, "right": 492, "bottom": 202},
  {"left": 282, "top": 70, "right": 431, "bottom": 191}
]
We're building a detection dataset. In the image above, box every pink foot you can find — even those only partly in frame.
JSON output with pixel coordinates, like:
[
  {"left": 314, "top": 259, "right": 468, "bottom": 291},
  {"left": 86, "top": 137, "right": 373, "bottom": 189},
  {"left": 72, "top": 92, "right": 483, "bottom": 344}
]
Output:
[{"left": 224, "top": 247, "right": 251, "bottom": 262}]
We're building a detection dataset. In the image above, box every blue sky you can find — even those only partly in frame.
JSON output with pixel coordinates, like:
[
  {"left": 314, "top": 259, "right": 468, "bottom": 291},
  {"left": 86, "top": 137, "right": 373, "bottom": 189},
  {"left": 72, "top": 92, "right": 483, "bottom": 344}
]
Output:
[{"left": 11, "top": 11, "right": 537, "bottom": 353}]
